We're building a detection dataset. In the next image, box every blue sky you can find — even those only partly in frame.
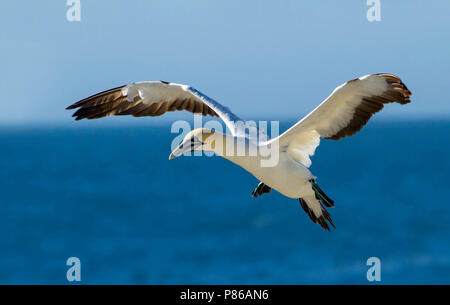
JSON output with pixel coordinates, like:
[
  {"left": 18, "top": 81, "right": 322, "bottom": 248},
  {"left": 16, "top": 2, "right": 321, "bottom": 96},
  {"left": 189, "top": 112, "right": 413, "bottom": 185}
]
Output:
[{"left": 1, "top": 1, "right": 449, "bottom": 124}]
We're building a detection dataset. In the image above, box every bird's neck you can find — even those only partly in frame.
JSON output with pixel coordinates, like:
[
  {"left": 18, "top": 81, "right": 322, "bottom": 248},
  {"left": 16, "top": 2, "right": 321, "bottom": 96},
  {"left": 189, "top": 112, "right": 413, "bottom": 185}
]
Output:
[{"left": 206, "top": 132, "right": 260, "bottom": 168}]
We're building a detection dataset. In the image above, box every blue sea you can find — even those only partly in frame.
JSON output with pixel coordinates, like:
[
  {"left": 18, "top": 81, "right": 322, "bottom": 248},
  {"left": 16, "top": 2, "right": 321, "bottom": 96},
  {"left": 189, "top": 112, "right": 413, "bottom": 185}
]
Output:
[{"left": 0, "top": 119, "right": 449, "bottom": 284}]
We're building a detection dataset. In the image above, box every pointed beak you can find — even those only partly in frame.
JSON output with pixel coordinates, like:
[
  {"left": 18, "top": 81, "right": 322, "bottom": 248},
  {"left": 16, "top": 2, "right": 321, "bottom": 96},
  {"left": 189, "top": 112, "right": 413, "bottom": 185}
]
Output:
[
  {"left": 168, "top": 139, "right": 202, "bottom": 160},
  {"left": 168, "top": 144, "right": 185, "bottom": 160}
]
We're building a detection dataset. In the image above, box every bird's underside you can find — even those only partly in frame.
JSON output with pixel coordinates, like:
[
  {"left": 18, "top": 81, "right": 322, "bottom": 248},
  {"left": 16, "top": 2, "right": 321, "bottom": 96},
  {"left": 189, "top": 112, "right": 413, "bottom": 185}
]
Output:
[
  {"left": 252, "top": 179, "right": 336, "bottom": 231},
  {"left": 66, "top": 73, "right": 412, "bottom": 231}
]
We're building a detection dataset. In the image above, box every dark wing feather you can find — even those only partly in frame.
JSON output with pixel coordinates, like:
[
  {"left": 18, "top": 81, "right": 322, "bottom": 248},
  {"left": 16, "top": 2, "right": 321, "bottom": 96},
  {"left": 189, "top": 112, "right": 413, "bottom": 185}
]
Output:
[
  {"left": 66, "top": 82, "right": 219, "bottom": 121},
  {"left": 325, "top": 74, "right": 411, "bottom": 140}
]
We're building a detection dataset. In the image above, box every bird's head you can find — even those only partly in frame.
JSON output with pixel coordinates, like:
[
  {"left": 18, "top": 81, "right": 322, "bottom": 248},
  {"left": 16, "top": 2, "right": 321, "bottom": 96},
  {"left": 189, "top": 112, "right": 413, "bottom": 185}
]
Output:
[{"left": 169, "top": 128, "right": 217, "bottom": 160}]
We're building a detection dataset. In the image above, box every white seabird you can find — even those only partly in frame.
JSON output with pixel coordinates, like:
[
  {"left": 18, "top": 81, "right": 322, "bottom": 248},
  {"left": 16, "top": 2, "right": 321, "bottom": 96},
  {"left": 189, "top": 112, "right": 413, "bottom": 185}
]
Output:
[{"left": 67, "top": 74, "right": 412, "bottom": 230}]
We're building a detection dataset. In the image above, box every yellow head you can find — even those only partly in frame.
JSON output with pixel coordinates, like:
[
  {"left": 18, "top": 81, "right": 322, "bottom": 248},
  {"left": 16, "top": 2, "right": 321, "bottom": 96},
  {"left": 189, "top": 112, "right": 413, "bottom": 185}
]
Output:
[{"left": 169, "top": 128, "right": 216, "bottom": 160}]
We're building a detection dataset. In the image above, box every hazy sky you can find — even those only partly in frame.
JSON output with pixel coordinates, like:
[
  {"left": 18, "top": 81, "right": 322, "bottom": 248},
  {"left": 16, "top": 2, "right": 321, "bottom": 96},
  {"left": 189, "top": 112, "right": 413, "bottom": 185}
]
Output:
[{"left": 1, "top": 1, "right": 449, "bottom": 124}]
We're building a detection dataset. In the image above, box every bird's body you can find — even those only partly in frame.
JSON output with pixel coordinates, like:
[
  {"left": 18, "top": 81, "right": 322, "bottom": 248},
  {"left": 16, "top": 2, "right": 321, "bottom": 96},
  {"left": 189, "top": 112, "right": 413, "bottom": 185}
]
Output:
[
  {"left": 222, "top": 144, "right": 314, "bottom": 199},
  {"left": 67, "top": 73, "right": 412, "bottom": 231},
  {"left": 202, "top": 131, "right": 328, "bottom": 226}
]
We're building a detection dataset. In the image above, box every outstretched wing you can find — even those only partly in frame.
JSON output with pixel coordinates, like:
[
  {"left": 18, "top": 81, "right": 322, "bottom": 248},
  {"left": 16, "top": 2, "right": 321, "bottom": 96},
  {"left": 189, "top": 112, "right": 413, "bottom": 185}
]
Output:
[
  {"left": 268, "top": 74, "right": 412, "bottom": 167},
  {"left": 66, "top": 81, "right": 244, "bottom": 136}
]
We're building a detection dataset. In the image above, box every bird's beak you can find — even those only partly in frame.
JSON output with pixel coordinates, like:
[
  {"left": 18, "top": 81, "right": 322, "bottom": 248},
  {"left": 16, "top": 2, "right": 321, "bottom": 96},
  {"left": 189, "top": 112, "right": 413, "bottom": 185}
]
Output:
[
  {"left": 168, "top": 139, "right": 202, "bottom": 160},
  {"left": 168, "top": 146, "right": 184, "bottom": 160}
]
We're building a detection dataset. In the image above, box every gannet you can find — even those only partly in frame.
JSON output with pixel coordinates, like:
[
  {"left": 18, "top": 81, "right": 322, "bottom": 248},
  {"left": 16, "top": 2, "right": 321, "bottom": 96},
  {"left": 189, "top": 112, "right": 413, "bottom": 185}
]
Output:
[{"left": 67, "top": 74, "right": 411, "bottom": 230}]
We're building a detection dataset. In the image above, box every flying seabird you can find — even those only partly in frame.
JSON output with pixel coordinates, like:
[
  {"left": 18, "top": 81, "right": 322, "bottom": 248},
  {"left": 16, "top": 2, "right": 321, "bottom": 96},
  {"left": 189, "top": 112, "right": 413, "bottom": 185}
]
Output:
[{"left": 67, "top": 73, "right": 411, "bottom": 231}]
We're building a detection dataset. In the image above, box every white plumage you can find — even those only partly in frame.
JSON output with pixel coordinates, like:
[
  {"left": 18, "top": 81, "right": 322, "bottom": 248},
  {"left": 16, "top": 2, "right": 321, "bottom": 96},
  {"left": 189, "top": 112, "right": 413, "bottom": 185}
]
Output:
[{"left": 67, "top": 73, "right": 411, "bottom": 230}]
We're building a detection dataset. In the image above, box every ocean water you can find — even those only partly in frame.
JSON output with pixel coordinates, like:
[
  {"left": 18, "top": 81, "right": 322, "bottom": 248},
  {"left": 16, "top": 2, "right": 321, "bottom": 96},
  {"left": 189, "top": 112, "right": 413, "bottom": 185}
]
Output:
[{"left": 0, "top": 119, "right": 449, "bottom": 284}]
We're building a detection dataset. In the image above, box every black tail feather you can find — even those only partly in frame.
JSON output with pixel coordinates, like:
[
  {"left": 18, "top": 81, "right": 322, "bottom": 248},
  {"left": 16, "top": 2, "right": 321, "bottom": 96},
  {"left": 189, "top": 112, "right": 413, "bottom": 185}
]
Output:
[
  {"left": 299, "top": 198, "right": 335, "bottom": 231},
  {"left": 310, "top": 179, "right": 335, "bottom": 207}
]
